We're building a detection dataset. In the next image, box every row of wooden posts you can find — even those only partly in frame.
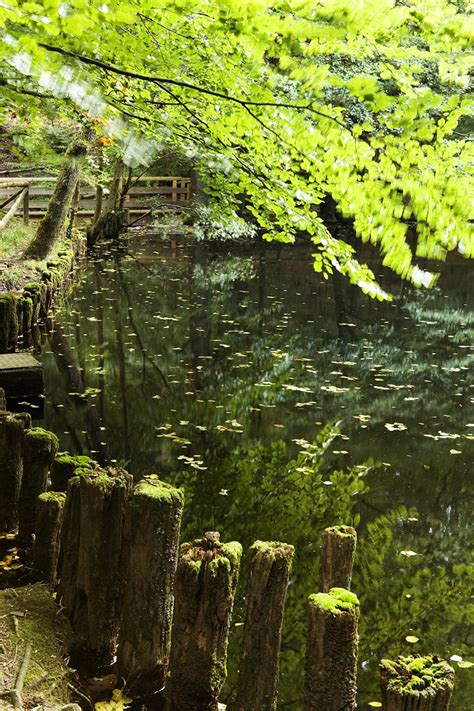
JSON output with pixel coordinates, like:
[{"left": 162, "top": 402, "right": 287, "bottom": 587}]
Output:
[
  {"left": 0, "top": 176, "right": 190, "bottom": 228},
  {"left": 0, "top": 399, "right": 456, "bottom": 710}
]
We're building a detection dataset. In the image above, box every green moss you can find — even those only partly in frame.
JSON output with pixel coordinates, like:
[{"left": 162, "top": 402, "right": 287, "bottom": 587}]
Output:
[
  {"left": 381, "top": 655, "right": 455, "bottom": 695},
  {"left": 325, "top": 525, "right": 357, "bottom": 539},
  {"left": 221, "top": 541, "right": 243, "bottom": 569},
  {"left": 309, "top": 587, "right": 359, "bottom": 615},
  {"left": 136, "top": 476, "right": 184, "bottom": 505},
  {"left": 0, "top": 584, "right": 72, "bottom": 705},
  {"left": 250, "top": 539, "right": 294, "bottom": 561},
  {"left": 38, "top": 491, "right": 66, "bottom": 506},
  {"left": 55, "top": 453, "right": 94, "bottom": 468},
  {"left": 25, "top": 427, "right": 59, "bottom": 454}
]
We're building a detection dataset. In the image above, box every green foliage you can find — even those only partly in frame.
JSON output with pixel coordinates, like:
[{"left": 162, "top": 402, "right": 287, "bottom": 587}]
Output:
[{"left": 0, "top": 0, "right": 472, "bottom": 293}]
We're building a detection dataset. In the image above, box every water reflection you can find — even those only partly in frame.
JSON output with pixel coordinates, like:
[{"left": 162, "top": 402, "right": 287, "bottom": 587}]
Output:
[{"left": 40, "top": 237, "right": 473, "bottom": 708}]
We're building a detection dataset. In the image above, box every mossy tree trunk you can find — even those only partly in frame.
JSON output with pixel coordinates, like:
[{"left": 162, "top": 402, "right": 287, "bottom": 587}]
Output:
[
  {"left": 65, "top": 467, "right": 133, "bottom": 667},
  {"left": 118, "top": 478, "right": 184, "bottom": 696},
  {"left": 380, "top": 656, "right": 455, "bottom": 711},
  {"left": 32, "top": 491, "right": 65, "bottom": 585},
  {"left": 232, "top": 541, "right": 294, "bottom": 711},
  {"left": 23, "top": 140, "right": 88, "bottom": 261},
  {"left": 18, "top": 428, "right": 59, "bottom": 547},
  {"left": 304, "top": 587, "right": 359, "bottom": 711},
  {"left": 169, "top": 533, "right": 242, "bottom": 711},
  {"left": 320, "top": 525, "right": 357, "bottom": 593},
  {"left": 0, "top": 412, "right": 30, "bottom": 532}
]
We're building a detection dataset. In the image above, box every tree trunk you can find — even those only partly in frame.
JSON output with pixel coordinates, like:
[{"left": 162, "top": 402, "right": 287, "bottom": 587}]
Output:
[
  {"left": 169, "top": 533, "right": 242, "bottom": 711},
  {"left": 66, "top": 466, "right": 133, "bottom": 667},
  {"left": 23, "top": 140, "right": 87, "bottom": 260},
  {"left": 380, "top": 656, "right": 455, "bottom": 711},
  {"left": 232, "top": 541, "right": 294, "bottom": 711},
  {"left": 18, "top": 427, "right": 59, "bottom": 547},
  {"left": 0, "top": 412, "right": 29, "bottom": 531},
  {"left": 304, "top": 587, "right": 359, "bottom": 711},
  {"left": 32, "top": 491, "right": 65, "bottom": 585},
  {"left": 118, "top": 478, "right": 184, "bottom": 696},
  {"left": 320, "top": 525, "right": 357, "bottom": 593}
]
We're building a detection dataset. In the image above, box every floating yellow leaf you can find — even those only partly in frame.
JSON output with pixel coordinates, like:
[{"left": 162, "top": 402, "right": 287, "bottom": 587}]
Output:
[{"left": 405, "top": 635, "right": 419, "bottom": 643}]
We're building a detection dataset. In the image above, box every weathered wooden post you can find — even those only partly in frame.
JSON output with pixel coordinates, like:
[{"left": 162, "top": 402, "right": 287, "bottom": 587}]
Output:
[
  {"left": 17, "top": 427, "right": 59, "bottom": 547},
  {"left": 0, "top": 411, "right": 29, "bottom": 531},
  {"left": 50, "top": 453, "right": 94, "bottom": 492},
  {"left": 304, "top": 587, "right": 359, "bottom": 711},
  {"left": 320, "top": 525, "right": 357, "bottom": 592},
  {"left": 61, "top": 466, "right": 133, "bottom": 667},
  {"left": 32, "top": 491, "right": 66, "bottom": 585},
  {"left": 380, "top": 655, "right": 455, "bottom": 711},
  {"left": 169, "top": 533, "right": 242, "bottom": 711},
  {"left": 23, "top": 184, "right": 29, "bottom": 225},
  {"left": 118, "top": 477, "right": 184, "bottom": 696},
  {"left": 0, "top": 387, "right": 5, "bottom": 410},
  {"left": 232, "top": 540, "right": 294, "bottom": 711}
]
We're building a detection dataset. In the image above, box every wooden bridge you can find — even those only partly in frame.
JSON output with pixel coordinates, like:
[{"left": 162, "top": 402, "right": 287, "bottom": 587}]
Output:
[{"left": 0, "top": 175, "right": 190, "bottom": 227}]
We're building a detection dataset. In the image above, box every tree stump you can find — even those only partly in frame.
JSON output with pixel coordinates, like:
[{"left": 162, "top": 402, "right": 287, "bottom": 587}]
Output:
[
  {"left": 169, "top": 533, "right": 242, "bottom": 711},
  {"left": 320, "top": 525, "right": 357, "bottom": 592},
  {"left": 17, "top": 427, "right": 59, "bottom": 547},
  {"left": 380, "top": 655, "right": 455, "bottom": 711},
  {"left": 50, "top": 453, "right": 94, "bottom": 492},
  {"left": 0, "top": 412, "right": 28, "bottom": 532},
  {"left": 118, "top": 477, "right": 184, "bottom": 696},
  {"left": 232, "top": 540, "right": 294, "bottom": 711},
  {"left": 62, "top": 466, "right": 133, "bottom": 667},
  {"left": 304, "top": 587, "right": 359, "bottom": 711},
  {"left": 32, "top": 492, "right": 66, "bottom": 585}
]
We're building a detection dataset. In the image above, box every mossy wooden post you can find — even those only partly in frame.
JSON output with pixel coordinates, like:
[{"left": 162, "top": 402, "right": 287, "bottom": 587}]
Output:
[
  {"left": 118, "top": 477, "right": 184, "bottom": 695},
  {"left": 320, "top": 525, "right": 357, "bottom": 592},
  {"left": 32, "top": 492, "right": 66, "bottom": 585},
  {"left": 0, "top": 294, "right": 19, "bottom": 352},
  {"left": 18, "top": 428, "right": 59, "bottom": 547},
  {"left": 50, "top": 453, "right": 94, "bottom": 492},
  {"left": 68, "top": 467, "right": 133, "bottom": 667},
  {"left": 57, "top": 470, "right": 85, "bottom": 611},
  {"left": 233, "top": 540, "right": 294, "bottom": 711},
  {"left": 380, "top": 655, "right": 455, "bottom": 711},
  {"left": 0, "top": 387, "right": 5, "bottom": 411},
  {"left": 304, "top": 587, "right": 359, "bottom": 711},
  {"left": 0, "top": 412, "right": 29, "bottom": 532},
  {"left": 169, "top": 533, "right": 242, "bottom": 711}
]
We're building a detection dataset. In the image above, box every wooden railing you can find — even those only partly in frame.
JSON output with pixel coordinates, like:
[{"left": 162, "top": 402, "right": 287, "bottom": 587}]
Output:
[{"left": 0, "top": 176, "right": 190, "bottom": 224}]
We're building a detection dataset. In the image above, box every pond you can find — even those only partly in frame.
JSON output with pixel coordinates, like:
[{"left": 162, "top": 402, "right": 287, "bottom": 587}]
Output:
[{"left": 39, "top": 234, "right": 473, "bottom": 708}]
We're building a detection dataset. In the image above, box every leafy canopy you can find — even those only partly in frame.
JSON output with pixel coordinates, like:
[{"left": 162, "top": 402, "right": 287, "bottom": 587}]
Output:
[{"left": 1, "top": 0, "right": 473, "bottom": 296}]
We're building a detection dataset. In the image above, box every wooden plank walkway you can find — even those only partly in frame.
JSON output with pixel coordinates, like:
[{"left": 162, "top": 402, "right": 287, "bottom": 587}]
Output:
[
  {"left": 0, "top": 175, "right": 190, "bottom": 223},
  {"left": 0, "top": 353, "right": 43, "bottom": 398}
]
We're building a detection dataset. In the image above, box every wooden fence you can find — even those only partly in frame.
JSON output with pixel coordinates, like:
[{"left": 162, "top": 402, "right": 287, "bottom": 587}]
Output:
[{"left": 0, "top": 176, "right": 190, "bottom": 227}]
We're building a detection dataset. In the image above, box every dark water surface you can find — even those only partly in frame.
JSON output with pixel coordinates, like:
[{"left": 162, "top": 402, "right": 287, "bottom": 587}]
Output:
[{"left": 40, "top": 235, "right": 473, "bottom": 708}]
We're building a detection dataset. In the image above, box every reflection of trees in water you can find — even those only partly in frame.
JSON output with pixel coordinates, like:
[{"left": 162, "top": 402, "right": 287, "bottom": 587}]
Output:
[{"left": 47, "top": 319, "right": 109, "bottom": 463}]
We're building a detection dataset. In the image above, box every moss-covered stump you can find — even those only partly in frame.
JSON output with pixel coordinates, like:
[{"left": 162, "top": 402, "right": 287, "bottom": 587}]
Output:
[
  {"left": 118, "top": 477, "right": 184, "bottom": 696},
  {"left": 232, "top": 540, "right": 294, "bottom": 711},
  {"left": 62, "top": 467, "right": 133, "bottom": 667},
  {"left": 320, "top": 525, "right": 357, "bottom": 593},
  {"left": 0, "top": 583, "right": 73, "bottom": 707},
  {"left": 18, "top": 427, "right": 59, "bottom": 548},
  {"left": 32, "top": 491, "right": 66, "bottom": 585},
  {"left": 169, "top": 532, "right": 242, "bottom": 711},
  {"left": 304, "top": 587, "right": 359, "bottom": 711},
  {"left": 0, "top": 411, "right": 29, "bottom": 532},
  {"left": 380, "top": 656, "right": 455, "bottom": 711},
  {"left": 57, "top": 463, "right": 92, "bottom": 616},
  {"left": 50, "top": 452, "right": 95, "bottom": 492},
  {"left": 0, "top": 293, "right": 19, "bottom": 353}
]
